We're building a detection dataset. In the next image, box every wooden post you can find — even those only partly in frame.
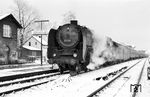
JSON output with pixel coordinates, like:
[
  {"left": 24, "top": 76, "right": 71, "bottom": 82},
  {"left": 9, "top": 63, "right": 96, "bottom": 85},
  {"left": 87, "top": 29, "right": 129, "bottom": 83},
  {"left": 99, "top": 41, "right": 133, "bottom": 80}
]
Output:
[{"left": 35, "top": 20, "right": 49, "bottom": 65}]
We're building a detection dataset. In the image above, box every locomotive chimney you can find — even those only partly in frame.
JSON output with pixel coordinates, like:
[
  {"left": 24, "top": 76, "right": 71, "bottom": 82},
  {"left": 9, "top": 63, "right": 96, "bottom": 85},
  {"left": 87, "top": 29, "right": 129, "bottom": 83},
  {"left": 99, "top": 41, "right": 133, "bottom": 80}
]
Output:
[{"left": 70, "top": 20, "right": 78, "bottom": 25}]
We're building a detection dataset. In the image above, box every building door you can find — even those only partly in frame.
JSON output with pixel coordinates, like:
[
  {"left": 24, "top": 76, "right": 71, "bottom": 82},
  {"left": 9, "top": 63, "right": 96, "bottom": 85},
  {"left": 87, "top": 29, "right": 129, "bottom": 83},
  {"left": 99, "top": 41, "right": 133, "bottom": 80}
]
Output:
[{"left": 5, "top": 45, "right": 10, "bottom": 64}]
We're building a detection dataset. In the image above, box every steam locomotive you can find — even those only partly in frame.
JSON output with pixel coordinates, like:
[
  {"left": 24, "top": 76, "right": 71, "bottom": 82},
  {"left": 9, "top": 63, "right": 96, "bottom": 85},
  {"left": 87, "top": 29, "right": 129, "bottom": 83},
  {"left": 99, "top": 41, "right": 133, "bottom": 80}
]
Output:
[{"left": 47, "top": 20, "right": 93, "bottom": 75}]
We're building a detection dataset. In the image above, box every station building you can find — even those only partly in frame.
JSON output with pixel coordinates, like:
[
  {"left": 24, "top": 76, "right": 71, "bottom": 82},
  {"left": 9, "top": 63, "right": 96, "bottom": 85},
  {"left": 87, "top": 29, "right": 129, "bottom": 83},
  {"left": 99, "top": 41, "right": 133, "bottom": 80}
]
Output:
[{"left": 0, "top": 14, "right": 22, "bottom": 64}]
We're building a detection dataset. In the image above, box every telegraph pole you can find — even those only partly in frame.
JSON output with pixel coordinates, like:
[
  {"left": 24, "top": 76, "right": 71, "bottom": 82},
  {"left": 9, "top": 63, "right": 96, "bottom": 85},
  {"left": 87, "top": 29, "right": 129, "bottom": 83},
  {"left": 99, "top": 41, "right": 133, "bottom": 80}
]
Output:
[{"left": 35, "top": 20, "right": 49, "bottom": 65}]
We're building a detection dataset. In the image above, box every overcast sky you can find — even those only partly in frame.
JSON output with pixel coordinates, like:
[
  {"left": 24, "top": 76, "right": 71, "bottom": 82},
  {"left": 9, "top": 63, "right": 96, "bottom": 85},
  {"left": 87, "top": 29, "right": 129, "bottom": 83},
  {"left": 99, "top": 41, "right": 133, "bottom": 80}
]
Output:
[{"left": 0, "top": 0, "right": 150, "bottom": 50}]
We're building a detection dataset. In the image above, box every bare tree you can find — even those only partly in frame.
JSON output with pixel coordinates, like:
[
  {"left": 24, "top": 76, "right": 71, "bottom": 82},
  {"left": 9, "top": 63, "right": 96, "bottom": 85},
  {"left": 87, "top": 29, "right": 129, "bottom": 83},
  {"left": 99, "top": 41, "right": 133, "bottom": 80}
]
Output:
[
  {"left": 11, "top": 0, "right": 40, "bottom": 57},
  {"left": 12, "top": 0, "right": 39, "bottom": 47}
]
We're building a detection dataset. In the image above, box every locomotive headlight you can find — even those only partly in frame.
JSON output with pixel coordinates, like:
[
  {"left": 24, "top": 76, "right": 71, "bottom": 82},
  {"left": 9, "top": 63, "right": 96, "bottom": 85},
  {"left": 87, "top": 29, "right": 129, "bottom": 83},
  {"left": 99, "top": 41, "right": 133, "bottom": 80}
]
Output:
[
  {"left": 73, "top": 53, "right": 77, "bottom": 57},
  {"left": 53, "top": 53, "right": 56, "bottom": 57}
]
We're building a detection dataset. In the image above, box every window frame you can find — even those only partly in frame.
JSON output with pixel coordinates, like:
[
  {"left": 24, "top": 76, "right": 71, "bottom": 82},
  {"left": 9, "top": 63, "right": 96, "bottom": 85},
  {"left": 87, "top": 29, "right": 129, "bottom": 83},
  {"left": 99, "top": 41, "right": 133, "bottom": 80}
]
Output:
[
  {"left": 3, "top": 24, "right": 12, "bottom": 38},
  {"left": 29, "top": 42, "right": 31, "bottom": 46},
  {"left": 35, "top": 42, "right": 37, "bottom": 45}
]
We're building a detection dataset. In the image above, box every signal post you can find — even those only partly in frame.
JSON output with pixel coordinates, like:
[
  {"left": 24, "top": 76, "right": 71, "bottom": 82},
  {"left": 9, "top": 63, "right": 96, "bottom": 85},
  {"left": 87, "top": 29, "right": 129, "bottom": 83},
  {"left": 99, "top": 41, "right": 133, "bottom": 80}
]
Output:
[{"left": 34, "top": 20, "right": 49, "bottom": 65}]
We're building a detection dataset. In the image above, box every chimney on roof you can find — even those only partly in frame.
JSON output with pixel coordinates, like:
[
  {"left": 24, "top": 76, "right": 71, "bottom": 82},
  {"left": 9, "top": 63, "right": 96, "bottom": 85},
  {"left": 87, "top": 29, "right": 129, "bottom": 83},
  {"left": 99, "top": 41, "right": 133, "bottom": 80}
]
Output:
[{"left": 70, "top": 20, "right": 78, "bottom": 25}]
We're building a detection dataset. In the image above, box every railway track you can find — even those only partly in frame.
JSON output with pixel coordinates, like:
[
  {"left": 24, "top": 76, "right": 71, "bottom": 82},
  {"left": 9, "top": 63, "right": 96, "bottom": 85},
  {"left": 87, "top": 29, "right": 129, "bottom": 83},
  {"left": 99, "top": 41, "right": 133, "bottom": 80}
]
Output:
[
  {"left": 0, "top": 72, "right": 59, "bottom": 87},
  {"left": 132, "top": 59, "right": 147, "bottom": 97},
  {"left": 0, "top": 59, "right": 145, "bottom": 96},
  {"left": 0, "top": 69, "right": 59, "bottom": 82},
  {"left": 0, "top": 79, "right": 49, "bottom": 96},
  {"left": 0, "top": 70, "right": 69, "bottom": 96},
  {"left": 87, "top": 58, "right": 146, "bottom": 97}
]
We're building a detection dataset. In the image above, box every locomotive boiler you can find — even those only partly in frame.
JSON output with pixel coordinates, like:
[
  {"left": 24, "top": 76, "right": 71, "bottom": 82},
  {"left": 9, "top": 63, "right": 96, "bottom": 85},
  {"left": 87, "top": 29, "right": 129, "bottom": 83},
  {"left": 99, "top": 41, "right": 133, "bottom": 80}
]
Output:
[{"left": 47, "top": 20, "right": 93, "bottom": 75}]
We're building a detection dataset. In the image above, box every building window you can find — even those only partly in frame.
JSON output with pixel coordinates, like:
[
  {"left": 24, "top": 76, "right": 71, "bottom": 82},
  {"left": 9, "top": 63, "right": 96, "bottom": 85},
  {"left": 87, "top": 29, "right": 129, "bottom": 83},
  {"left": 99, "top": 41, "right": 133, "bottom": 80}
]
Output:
[
  {"left": 35, "top": 42, "right": 37, "bottom": 45},
  {"left": 3, "top": 24, "right": 12, "bottom": 38},
  {"left": 29, "top": 42, "right": 31, "bottom": 46}
]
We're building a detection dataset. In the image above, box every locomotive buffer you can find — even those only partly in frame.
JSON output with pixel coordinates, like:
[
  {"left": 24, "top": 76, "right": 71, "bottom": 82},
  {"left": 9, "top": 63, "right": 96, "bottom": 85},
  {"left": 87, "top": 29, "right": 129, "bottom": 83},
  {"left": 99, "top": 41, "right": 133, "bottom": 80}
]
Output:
[{"left": 34, "top": 20, "right": 49, "bottom": 65}]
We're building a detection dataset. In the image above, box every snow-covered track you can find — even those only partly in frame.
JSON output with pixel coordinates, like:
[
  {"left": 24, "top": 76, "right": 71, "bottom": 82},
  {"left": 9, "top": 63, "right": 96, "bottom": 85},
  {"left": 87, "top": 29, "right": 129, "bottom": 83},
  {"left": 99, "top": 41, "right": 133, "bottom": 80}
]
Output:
[
  {"left": 0, "top": 79, "right": 49, "bottom": 96},
  {"left": 0, "top": 71, "right": 69, "bottom": 96},
  {"left": 87, "top": 59, "right": 143, "bottom": 97},
  {"left": 0, "top": 72, "right": 60, "bottom": 87},
  {"left": 0, "top": 69, "right": 59, "bottom": 82},
  {"left": 132, "top": 59, "right": 147, "bottom": 97}
]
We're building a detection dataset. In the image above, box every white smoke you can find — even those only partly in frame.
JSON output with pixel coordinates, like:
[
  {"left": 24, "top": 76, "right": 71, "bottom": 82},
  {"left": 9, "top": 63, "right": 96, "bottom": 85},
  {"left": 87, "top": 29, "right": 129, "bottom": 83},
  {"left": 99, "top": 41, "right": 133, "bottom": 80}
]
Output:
[
  {"left": 87, "top": 33, "right": 108, "bottom": 70},
  {"left": 87, "top": 31, "right": 147, "bottom": 70},
  {"left": 62, "top": 11, "right": 76, "bottom": 24}
]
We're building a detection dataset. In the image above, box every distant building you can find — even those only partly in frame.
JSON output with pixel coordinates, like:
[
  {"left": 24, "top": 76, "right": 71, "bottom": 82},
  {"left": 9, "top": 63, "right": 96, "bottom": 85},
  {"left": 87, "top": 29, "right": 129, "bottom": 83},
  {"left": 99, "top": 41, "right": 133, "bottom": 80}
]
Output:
[
  {"left": 0, "top": 14, "right": 22, "bottom": 64},
  {"left": 22, "top": 35, "right": 48, "bottom": 61}
]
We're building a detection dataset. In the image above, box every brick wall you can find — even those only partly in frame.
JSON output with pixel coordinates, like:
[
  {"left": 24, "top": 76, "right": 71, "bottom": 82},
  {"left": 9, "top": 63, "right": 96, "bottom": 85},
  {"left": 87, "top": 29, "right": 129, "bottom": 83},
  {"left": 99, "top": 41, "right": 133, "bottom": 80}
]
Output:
[{"left": 0, "top": 17, "right": 18, "bottom": 63}]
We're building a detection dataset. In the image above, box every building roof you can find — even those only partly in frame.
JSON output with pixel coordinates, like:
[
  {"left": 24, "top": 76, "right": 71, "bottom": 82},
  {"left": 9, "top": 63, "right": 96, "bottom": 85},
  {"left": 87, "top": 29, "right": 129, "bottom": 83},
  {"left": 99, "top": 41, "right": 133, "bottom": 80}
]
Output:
[
  {"left": 0, "top": 13, "right": 22, "bottom": 28},
  {"left": 33, "top": 36, "right": 48, "bottom": 46},
  {"left": 22, "top": 35, "right": 48, "bottom": 48},
  {"left": 23, "top": 45, "right": 41, "bottom": 51},
  {"left": 0, "top": 14, "right": 10, "bottom": 20}
]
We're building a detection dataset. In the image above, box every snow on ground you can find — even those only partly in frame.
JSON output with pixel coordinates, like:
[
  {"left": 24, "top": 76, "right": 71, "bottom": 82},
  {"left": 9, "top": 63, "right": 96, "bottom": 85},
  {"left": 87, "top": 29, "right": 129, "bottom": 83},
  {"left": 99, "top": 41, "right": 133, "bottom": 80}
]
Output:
[
  {"left": 0, "top": 64, "right": 58, "bottom": 77},
  {"left": 136, "top": 59, "right": 150, "bottom": 97},
  {"left": 96, "top": 58, "right": 146, "bottom": 97},
  {"left": 0, "top": 74, "right": 59, "bottom": 94},
  {"left": 4, "top": 59, "right": 141, "bottom": 97}
]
